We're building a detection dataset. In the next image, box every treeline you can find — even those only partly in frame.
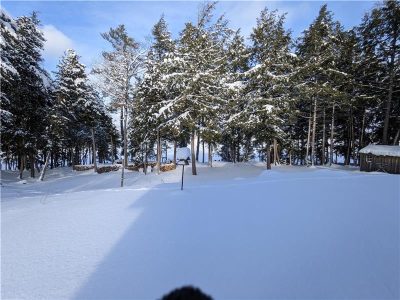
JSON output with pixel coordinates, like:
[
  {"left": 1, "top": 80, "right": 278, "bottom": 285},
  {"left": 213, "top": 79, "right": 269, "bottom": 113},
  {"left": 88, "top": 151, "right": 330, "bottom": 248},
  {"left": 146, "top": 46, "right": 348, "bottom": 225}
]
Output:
[
  {"left": 1, "top": 12, "right": 118, "bottom": 178},
  {"left": 1, "top": 1, "right": 399, "bottom": 178},
  {"left": 132, "top": 1, "right": 399, "bottom": 174}
]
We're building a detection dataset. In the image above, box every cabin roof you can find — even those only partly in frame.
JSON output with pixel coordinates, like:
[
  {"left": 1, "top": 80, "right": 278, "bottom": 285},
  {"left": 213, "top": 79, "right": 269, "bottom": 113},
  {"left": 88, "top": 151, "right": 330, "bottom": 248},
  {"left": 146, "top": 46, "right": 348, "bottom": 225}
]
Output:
[{"left": 359, "top": 145, "right": 400, "bottom": 157}]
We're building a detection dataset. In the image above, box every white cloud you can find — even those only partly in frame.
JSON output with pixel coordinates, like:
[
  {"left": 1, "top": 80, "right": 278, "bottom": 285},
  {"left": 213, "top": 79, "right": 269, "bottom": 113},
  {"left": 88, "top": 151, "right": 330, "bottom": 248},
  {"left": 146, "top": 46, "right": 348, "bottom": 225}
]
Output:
[{"left": 41, "top": 25, "right": 73, "bottom": 58}]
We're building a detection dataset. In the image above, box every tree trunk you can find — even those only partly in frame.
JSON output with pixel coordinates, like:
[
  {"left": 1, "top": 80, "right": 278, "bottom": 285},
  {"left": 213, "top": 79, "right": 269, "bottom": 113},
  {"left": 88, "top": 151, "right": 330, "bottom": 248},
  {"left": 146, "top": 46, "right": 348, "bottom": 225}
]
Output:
[
  {"left": 382, "top": 31, "right": 397, "bottom": 145},
  {"left": 19, "top": 154, "right": 25, "bottom": 180},
  {"left": 123, "top": 106, "right": 128, "bottom": 168},
  {"left": 393, "top": 128, "right": 400, "bottom": 146},
  {"left": 311, "top": 98, "right": 317, "bottom": 166},
  {"left": 120, "top": 107, "right": 124, "bottom": 153},
  {"left": 91, "top": 127, "right": 98, "bottom": 172},
  {"left": 273, "top": 138, "right": 278, "bottom": 165},
  {"left": 29, "top": 153, "right": 35, "bottom": 178},
  {"left": 202, "top": 140, "right": 205, "bottom": 163},
  {"left": 266, "top": 141, "right": 271, "bottom": 170},
  {"left": 156, "top": 129, "right": 161, "bottom": 174},
  {"left": 208, "top": 143, "right": 213, "bottom": 167},
  {"left": 120, "top": 158, "right": 125, "bottom": 187},
  {"left": 191, "top": 131, "right": 197, "bottom": 175},
  {"left": 173, "top": 140, "right": 177, "bottom": 165},
  {"left": 360, "top": 110, "right": 366, "bottom": 149},
  {"left": 144, "top": 142, "right": 148, "bottom": 175},
  {"left": 196, "top": 131, "right": 200, "bottom": 162},
  {"left": 322, "top": 107, "right": 326, "bottom": 165},
  {"left": 38, "top": 152, "right": 51, "bottom": 181},
  {"left": 345, "top": 108, "right": 353, "bottom": 166},
  {"left": 111, "top": 135, "right": 115, "bottom": 164},
  {"left": 329, "top": 104, "right": 335, "bottom": 166},
  {"left": 306, "top": 111, "right": 312, "bottom": 165}
]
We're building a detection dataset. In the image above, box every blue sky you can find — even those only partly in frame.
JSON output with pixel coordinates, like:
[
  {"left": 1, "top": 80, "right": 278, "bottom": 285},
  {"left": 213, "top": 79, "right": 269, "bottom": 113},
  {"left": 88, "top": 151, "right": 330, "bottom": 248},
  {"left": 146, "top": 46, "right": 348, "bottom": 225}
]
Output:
[{"left": 3, "top": 1, "right": 377, "bottom": 74}]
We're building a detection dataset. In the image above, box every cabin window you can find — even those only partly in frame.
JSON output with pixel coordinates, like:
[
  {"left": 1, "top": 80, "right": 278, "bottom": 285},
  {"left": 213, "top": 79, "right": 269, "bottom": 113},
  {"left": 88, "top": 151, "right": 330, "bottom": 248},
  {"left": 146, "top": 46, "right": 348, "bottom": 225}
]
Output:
[{"left": 366, "top": 154, "right": 373, "bottom": 163}]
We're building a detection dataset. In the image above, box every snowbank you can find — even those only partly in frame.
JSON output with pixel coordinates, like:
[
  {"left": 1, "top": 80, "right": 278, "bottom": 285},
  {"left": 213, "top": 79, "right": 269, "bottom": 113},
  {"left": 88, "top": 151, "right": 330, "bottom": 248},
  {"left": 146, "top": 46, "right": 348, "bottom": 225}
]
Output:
[{"left": 359, "top": 144, "right": 400, "bottom": 157}]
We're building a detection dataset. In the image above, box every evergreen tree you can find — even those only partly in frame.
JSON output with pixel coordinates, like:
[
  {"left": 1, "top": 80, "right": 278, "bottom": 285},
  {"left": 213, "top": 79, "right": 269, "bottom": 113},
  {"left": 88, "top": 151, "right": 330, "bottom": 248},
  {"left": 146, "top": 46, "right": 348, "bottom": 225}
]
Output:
[
  {"left": 245, "top": 8, "right": 296, "bottom": 168},
  {"left": 93, "top": 25, "right": 145, "bottom": 167},
  {"left": 6, "top": 13, "right": 50, "bottom": 178},
  {"left": 358, "top": 0, "right": 400, "bottom": 145},
  {"left": 296, "top": 5, "right": 346, "bottom": 166}
]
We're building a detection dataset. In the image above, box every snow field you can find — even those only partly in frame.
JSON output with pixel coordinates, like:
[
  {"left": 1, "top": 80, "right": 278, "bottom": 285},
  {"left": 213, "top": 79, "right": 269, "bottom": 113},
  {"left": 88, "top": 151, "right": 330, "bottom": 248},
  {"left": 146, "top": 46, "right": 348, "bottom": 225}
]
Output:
[{"left": 1, "top": 163, "right": 399, "bottom": 299}]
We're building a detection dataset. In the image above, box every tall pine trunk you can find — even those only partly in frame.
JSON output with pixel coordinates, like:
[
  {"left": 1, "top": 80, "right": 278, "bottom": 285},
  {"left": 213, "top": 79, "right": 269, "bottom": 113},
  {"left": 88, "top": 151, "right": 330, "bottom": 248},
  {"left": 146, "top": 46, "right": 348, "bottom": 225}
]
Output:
[
  {"left": 191, "top": 131, "right": 197, "bottom": 175},
  {"left": 382, "top": 31, "right": 397, "bottom": 145},
  {"left": 29, "top": 153, "right": 35, "bottom": 178},
  {"left": 266, "top": 141, "right": 271, "bottom": 170},
  {"left": 38, "top": 152, "right": 50, "bottom": 181},
  {"left": 173, "top": 140, "right": 177, "bottom": 165},
  {"left": 305, "top": 111, "right": 312, "bottom": 165},
  {"left": 144, "top": 142, "right": 148, "bottom": 175},
  {"left": 91, "top": 127, "right": 97, "bottom": 172},
  {"left": 393, "top": 129, "right": 400, "bottom": 145},
  {"left": 311, "top": 98, "right": 317, "bottom": 166},
  {"left": 322, "top": 107, "right": 326, "bottom": 165},
  {"left": 329, "top": 104, "right": 335, "bottom": 166},
  {"left": 360, "top": 110, "right": 366, "bottom": 149},
  {"left": 196, "top": 131, "right": 200, "bottom": 162},
  {"left": 208, "top": 143, "right": 212, "bottom": 167},
  {"left": 111, "top": 135, "right": 115, "bottom": 164},
  {"left": 123, "top": 106, "right": 128, "bottom": 168},
  {"left": 156, "top": 129, "right": 161, "bottom": 174},
  {"left": 202, "top": 140, "right": 205, "bottom": 163},
  {"left": 19, "top": 154, "right": 25, "bottom": 180},
  {"left": 273, "top": 138, "right": 278, "bottom": 165}
]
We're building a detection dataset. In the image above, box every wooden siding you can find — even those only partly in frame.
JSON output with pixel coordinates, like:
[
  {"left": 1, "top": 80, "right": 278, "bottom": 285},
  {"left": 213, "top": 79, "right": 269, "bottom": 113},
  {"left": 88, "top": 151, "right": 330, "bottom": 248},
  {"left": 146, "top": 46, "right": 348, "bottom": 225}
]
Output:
[{"left": 360, "top": 153, "right": 400, "bottom": 174}]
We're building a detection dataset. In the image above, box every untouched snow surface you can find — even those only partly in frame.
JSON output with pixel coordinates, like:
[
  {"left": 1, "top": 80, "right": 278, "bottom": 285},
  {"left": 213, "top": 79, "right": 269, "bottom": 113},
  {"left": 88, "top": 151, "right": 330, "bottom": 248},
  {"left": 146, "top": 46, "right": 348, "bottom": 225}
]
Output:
[{"left": 1, "top": 163, "right": 399, "bottom": 299}]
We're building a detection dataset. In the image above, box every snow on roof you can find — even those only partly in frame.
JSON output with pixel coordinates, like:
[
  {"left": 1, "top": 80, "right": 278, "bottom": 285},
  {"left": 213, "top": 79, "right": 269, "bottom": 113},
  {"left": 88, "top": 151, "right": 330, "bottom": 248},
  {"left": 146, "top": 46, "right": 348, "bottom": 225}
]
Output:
[{"left": 359, "top": 145, "right": 400, "bottom": 157}]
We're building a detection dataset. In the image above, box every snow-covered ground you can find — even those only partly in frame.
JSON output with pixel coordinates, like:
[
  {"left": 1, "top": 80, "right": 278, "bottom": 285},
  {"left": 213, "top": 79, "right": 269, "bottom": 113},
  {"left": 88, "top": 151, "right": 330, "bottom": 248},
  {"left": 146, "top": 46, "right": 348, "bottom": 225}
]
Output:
[{"left": 1, "top": 163, "right": 399, "bottom": 299}]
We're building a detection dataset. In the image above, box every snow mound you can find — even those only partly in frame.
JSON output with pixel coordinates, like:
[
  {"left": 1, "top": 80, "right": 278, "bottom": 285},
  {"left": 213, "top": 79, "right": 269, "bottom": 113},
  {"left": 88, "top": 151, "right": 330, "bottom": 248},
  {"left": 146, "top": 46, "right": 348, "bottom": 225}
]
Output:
[{"left": 359, "top": 144, "right": 400, "bottom": 157}]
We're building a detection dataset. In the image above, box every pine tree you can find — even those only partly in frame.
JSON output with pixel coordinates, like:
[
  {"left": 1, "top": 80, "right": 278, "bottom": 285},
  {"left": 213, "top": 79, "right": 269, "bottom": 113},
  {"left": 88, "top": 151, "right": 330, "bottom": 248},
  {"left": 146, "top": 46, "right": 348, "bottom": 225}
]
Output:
[
  {"left": 358, "top": 0, "right": 400, "bottom": 145},
  {"left": 93, "top": 25, "right": 145, "bottom": 167},
  {"left": 134, "top": 16, "right": 175, "bottom": 172},
  {"left": 245, "top": 8, "right": 296, "bottom": 168},
  {"left": 296, "top": 5, "right": 346, "bottom": 166},
  {"left": 6, "top": 12, "right": 50, "bottom": 178},
  {"left": 158, "top": 2, "right": 230, "bottom": 174}
]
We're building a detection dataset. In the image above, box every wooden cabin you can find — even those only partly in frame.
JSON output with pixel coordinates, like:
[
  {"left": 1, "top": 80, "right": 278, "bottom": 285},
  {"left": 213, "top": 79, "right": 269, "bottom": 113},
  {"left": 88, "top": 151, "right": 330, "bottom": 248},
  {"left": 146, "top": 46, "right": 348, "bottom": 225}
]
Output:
[{"left": 359, "top": 145, "right": 400, "bottom": 174}]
